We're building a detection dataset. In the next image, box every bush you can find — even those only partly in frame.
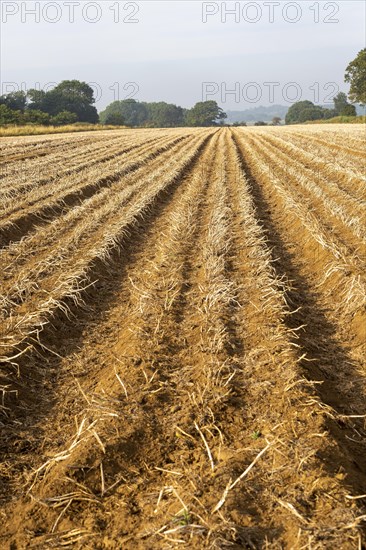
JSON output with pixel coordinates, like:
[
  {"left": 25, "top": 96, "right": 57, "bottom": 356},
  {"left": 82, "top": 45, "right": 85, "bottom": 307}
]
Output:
[
  {"left": 23, "top": 110, "right": 51, "bottom": 125},
  {"left": 0, "top": 104, "right": 22, "bottom": 125}
]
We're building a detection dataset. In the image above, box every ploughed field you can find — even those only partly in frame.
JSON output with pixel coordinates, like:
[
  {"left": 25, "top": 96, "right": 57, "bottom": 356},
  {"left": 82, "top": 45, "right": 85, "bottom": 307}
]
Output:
[{"left": 0, "top": 125, "right": 365, "bottom": 549}]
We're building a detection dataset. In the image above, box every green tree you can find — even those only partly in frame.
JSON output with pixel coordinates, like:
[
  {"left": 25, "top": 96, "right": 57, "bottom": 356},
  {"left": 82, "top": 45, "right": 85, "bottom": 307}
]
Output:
[
  {"left": 345, "top": 48, "right": 366, "bottom": 105},
  {"left": 100, "top": 99, "right": 147, "bottom": 126},
  {"left": 0, "top": 91, "right": 27, "bottom": 111},
  {"left": 50, "top": 111, "right": 78, "bottom": 125},
  {"left": 285, "top": 100, "right": 313, "bottom": 123},
  {"left": 341, "top": 104, "right": 357, "bottom": 116},
  {"left": 254, "top": 121, "right": 267, "bottom": 126},
  {"left": 333, "top": 92, "right": 356, "bottom": 116},
  {"left": 232, "top": 121, "right": 247, "bottom": 126},
  {"left": 333, "top": 91, "right": 349, "bottom": 114},
  {"left": 285, "top": 101, "right": 326, "bottom": 124},
  {"left": 298, "top": 106, "right": 325, "bottom": 122},
  {"left": 272, "top": 116, "right": 281, "bottom": 125},
  {"left": 28, "top": 81, "right": 98, "bottom": 122},
  {"left": 186, "top": 101, "right": 226, "bottom": 126},
  {"left": 104, "top": 112, "right": 125, "bottom": 126},
  {"left": 27, "top": 89, "right": 47, "bottom": 111},
  {"left": 144, "top": 102, "right": 185, "bottom": 127},
  {"left": 322, "top": 108, "right": 337, "bottom": 119},
  {"left": 0, "top": 104, "right": 22, "bottom": 124}
]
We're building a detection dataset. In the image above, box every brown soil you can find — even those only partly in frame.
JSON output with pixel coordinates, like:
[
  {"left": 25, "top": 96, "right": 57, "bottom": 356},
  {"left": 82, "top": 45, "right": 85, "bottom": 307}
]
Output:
[{"left": 0, "top": 126, "right": 365, "bottom": 549}]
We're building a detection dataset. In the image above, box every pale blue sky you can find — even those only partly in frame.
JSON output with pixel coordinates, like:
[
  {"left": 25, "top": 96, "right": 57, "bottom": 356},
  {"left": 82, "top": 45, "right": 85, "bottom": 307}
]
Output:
[{"left": 1, "top": 1, "right": 365, "bottom": 110}]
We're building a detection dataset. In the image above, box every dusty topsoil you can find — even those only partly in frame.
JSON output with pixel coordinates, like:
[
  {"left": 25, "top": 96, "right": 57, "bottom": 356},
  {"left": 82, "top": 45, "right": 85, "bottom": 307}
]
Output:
[{"left": 0, "top": 127, "right": 365, "bottom": 549}]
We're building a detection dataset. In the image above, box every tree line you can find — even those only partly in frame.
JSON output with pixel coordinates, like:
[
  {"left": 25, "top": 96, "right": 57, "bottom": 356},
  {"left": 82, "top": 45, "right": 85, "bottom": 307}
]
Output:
[
  {"left": 0, "top": 81, "right": 226, "bottom": 128},
  {"left": 99, "top": 99, "right": 226, "bottom": 127},
  {"left": 1, "top": 49, "right": 364, "bottom": 127}
]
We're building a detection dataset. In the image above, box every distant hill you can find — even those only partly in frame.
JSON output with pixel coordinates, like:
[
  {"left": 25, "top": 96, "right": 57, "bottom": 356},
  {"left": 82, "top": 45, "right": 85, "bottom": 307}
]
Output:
[
  {"left": 225, "top": 105, "right": 288, "bottom": 124},
  {"left": 225, "top": 103, "right": 365, "bottom": 124}
]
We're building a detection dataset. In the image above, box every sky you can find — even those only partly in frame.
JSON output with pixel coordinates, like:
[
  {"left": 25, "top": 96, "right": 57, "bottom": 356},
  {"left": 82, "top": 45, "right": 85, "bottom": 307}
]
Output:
[{"left": 0, "top": 1, "right": 365, "bottom": 111}]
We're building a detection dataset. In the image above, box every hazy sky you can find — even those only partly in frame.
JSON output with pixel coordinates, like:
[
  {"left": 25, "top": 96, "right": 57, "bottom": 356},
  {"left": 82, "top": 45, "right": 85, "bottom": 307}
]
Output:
[{"left": 1, "top": 1, "right": 365, "bottom": 110}]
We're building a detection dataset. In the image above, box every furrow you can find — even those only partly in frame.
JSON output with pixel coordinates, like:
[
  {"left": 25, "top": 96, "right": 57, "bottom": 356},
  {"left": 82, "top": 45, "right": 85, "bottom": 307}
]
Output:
[
  {"left": 0, "top": 131, "right": 213, "bottom": 373},
  {"left": 248, "top": 132, "right": 366, "bottom": 254},
  {"left": 0, "top": 134, "right": 189, "bottom": 247}
]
